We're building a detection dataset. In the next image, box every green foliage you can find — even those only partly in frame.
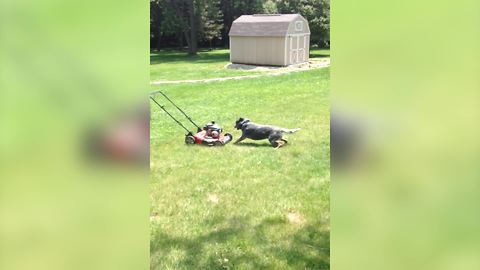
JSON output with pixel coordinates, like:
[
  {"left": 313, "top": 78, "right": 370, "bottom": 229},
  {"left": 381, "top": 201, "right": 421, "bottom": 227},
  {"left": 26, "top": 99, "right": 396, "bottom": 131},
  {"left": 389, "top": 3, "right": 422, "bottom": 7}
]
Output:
[
  {"left": 199, "top": 0, "right": 224, "bottom": 44},
  {"left": 151, "top": 0, "right": 330, "bottom": 50},
  {"left": 150, "top": 0, "right": 183, "bottom": 36},
  {"left": 276, "top": 0, "right": 330, "bottom": 47},
  {"left": 262, "top": 0, "right": 278, "bottom": 14},
  {"left": 232, "top": 0, "right": 264, "bottom": 14}
]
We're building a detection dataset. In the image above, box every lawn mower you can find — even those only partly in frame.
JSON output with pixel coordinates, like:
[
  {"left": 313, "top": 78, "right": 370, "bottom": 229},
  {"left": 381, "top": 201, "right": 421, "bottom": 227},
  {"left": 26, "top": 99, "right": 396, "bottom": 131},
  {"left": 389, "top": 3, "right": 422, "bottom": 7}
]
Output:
[{"left": 150, "top": 90, "right": 233, "bottom": 146}]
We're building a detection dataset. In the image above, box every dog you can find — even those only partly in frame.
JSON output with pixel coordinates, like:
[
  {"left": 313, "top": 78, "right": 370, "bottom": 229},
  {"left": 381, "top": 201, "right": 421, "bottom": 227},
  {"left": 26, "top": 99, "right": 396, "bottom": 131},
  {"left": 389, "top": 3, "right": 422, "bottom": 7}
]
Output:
[{"left": 234, "top": 117, "right": 300, "bottom": 148}]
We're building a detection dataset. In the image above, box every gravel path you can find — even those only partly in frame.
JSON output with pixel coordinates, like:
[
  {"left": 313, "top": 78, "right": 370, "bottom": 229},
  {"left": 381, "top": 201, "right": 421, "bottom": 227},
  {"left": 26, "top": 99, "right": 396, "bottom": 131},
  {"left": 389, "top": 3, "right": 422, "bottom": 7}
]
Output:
[{"left": 150, "top": 59, "right": 330, "bottom": 85}]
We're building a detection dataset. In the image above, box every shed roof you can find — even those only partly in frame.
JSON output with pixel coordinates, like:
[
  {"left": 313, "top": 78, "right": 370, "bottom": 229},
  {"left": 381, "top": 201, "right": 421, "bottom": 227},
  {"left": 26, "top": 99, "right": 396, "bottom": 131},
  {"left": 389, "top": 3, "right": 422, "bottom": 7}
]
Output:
[{"left": 229, "top": 14, "right": 306, "bottom": 37}]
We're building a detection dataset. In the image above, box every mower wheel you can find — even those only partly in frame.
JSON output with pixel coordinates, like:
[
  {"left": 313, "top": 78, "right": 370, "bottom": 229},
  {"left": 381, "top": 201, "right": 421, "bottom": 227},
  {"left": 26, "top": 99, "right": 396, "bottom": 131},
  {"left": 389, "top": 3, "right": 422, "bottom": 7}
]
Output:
[
  {"left": 185, "top": 135, "right": 195, "bottom": 145},
  {"left": 223, "top": 133, "right": 233, "bottom": 144}
]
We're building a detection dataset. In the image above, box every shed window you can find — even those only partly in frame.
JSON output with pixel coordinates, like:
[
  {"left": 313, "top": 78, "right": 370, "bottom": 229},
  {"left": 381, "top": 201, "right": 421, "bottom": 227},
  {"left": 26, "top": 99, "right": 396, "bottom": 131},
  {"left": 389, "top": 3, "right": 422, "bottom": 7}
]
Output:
[{"left": 295, "top": 21, "right": 303, "bottom": 31}]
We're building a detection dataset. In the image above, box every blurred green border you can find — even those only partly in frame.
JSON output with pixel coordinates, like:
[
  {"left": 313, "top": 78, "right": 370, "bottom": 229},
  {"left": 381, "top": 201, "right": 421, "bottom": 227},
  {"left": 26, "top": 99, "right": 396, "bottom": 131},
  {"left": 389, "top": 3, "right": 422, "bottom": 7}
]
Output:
[
  {"left": 332, "top": 0, "right": 480, "bottom": 269},
  {"left": 1, "top": 1, "right": 149, "bottom": 270}
]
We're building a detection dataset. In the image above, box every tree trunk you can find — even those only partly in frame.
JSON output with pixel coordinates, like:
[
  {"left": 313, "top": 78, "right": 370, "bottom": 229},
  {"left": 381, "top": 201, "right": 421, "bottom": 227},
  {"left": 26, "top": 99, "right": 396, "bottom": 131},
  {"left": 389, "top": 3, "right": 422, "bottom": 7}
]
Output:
[
  {"left": 221, "top": 0, "right": 233, "bottom": 47},
  {"left": 187, "top": 0, "right": 198, "bottom": 55},
  {"left": 177, "top": 32, "right": 184, "bottom": 50},
  {"left": 156, "top": 27, "right": 162, "bottom": 51},
  {"left": 151, "top": 1, "right": 163, "bottom": 51},
  {"left": 184, "top": 31, "right": 191, "bottom": 50},
  {"left": 169, "top": 0, "right": 189, "bottom": 51}
]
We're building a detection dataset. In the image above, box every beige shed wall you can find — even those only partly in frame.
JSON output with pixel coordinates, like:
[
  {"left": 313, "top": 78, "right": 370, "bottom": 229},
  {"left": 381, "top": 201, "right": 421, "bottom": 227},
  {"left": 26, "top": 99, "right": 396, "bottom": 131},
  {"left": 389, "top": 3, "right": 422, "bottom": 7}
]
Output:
[{"left": 230, "top": 36, "right": 286, "bottom": 66}]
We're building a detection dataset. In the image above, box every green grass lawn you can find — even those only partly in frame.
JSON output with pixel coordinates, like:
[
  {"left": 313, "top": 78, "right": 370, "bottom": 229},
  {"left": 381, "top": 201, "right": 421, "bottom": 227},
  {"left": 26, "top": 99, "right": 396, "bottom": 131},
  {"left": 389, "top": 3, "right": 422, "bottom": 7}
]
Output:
[
  {"left": 150, "top": 50, "right": 330, "bottom": 269},
  {"left": 150, "top": 48, "right": 329, "bottom": 81}
]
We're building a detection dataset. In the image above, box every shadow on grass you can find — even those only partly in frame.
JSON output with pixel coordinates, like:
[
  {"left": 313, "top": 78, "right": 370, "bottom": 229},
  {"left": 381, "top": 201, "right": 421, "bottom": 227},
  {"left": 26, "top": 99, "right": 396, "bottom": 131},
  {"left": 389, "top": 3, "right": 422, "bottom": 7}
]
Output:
[
  {"left": 233, "top": 142, "right": 273, "bottom": 148},
  {"left": 151, "top": 48, "right": 329, "bottom": 65},
  {"left": 151, "top": 50, "right": 230, "bottom": 65},
  {"left": 151, "top": 215, "right": 330, "bottom": 269},
  {"left": 310, "top": 53, "right": 330, "bottom": 59}
]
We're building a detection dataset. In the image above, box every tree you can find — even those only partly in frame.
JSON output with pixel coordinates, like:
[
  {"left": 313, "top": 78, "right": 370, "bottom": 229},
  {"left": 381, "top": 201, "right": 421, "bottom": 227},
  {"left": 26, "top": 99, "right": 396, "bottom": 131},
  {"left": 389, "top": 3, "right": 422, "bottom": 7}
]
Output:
[
  {"left": 150, "top": 0, "right": 186, "bottom": 50},
  {"left": 219, "top": 0, "right": 265, "bottom": 47},
  {"left": 150, "top": 0, "right": 330, "bottom": 50},
  {"left": 150, "top": 0, "right": 224, "bottom": 54},
  {"left": 186, "top": 0, "right": 198, "bottom": 54},
  {"left": 276, "top": 0, "right": 330, "bottom": 48},
  {"left": 199, "top": 0, "right": 223, "bottom": 48},
  {"left": 150, "top": 0, "right": 164, "bottom": 51},
  {"left": 262, "top": 0, "right": 278, "bottom": 14}
]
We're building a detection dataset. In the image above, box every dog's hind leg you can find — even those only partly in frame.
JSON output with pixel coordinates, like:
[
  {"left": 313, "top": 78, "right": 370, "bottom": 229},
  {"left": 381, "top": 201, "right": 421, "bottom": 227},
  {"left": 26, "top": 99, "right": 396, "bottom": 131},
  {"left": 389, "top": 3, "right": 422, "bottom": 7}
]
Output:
[
  {"left": 268, "top": 132, "right": 284, "bottom": 148},
  {"left": 274, "top": 140, "right": 286, "bottom": 149}
]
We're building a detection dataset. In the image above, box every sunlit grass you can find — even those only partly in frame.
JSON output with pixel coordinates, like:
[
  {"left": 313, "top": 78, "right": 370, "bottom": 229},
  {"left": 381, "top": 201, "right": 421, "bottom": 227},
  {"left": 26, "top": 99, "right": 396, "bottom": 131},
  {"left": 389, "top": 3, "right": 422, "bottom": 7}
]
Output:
[{"left": 150, "top": 51, "right": 330, "bottom": 269}]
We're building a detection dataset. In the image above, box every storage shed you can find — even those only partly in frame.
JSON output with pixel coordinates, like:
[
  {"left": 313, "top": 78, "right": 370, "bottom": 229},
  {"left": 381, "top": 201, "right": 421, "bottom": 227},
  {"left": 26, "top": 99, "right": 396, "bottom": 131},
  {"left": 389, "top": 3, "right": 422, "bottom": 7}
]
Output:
[{"left": 229, "top": 14, "right": 310, "bottom": 66}]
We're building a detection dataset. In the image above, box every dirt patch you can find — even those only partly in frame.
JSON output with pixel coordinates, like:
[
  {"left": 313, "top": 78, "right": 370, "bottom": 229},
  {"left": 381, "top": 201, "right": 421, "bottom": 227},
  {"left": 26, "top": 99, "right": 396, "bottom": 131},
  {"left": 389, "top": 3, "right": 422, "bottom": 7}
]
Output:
[
  {"left": 225, "top": 63, "right": 282, "bottom": 71},
  {"left": 287, "top": 211, "right": 306, "bottom": 225},
  {"left": 225, "top": 58, "right": 329, "bottom": 72},
  {"left": 150, "top": 212, "right": 159, "bottom": 222},
  {"left": 207, "top": 193, "right": 219, "bottom": 204}
]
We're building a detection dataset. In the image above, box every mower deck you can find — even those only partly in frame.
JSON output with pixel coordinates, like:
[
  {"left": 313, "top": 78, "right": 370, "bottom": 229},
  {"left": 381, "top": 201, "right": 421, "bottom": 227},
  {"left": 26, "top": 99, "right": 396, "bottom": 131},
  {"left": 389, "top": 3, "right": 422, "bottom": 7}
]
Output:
[{"left": 186, "top": 130, "right": 233, "bottom": 146}]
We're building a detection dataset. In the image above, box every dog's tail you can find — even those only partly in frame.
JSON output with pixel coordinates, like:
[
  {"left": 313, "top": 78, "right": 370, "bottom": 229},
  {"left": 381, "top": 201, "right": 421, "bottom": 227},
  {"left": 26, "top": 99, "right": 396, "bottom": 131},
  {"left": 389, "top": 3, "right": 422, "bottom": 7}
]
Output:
[{"left": 281, "top": 128, "right": 301, "bottom": 134}]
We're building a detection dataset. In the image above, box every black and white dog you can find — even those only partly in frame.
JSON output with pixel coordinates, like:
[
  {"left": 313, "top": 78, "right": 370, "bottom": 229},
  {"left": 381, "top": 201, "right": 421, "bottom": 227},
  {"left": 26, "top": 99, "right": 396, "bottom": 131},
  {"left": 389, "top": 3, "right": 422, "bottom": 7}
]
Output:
[{"left": 234, "top": 117, "right": 300, "bottom": 148}]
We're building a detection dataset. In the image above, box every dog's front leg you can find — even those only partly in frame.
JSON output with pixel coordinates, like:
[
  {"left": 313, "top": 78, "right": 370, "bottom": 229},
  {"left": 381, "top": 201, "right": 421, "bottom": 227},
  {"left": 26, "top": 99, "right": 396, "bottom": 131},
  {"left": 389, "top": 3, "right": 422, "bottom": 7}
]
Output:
[{"left": 234, "top": 135, "right": 246, "bottom": 144}]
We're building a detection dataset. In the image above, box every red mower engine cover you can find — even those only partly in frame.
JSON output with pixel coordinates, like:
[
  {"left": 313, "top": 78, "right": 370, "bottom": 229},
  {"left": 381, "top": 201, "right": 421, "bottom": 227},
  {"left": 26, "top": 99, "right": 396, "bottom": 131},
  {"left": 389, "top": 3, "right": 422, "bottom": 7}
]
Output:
[{"left": 188, "top": 130, "right": 233, "bottom": 146}]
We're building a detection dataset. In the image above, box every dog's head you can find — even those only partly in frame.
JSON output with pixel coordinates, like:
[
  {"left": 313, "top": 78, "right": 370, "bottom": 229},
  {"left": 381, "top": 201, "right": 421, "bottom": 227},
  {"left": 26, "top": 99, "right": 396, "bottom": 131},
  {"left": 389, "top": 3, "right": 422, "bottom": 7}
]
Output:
[{"left": 234, "top": 117, "right": 250, "bottom": 130}]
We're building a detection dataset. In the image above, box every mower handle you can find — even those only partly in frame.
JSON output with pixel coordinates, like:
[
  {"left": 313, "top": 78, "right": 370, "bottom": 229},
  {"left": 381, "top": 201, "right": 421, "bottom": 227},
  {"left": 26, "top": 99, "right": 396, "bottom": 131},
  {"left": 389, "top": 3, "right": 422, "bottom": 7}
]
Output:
[{"left": 150, "top": 90, "right": 202, "bottom": 131}]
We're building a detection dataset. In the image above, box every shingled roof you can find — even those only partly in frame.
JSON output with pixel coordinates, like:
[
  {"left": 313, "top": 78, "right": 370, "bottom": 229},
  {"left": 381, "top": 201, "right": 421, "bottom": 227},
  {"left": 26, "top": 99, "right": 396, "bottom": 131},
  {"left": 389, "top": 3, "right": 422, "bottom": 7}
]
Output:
[{"left": 229, "top": 14, "right": 304, "bottom": 37}]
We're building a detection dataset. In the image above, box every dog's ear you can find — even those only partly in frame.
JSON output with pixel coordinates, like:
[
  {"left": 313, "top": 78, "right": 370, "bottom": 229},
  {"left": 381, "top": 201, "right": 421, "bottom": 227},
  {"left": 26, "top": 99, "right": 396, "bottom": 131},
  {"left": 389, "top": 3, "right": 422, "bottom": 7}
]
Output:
[{"left": 238, "top": 117, "right": 244, "bottom": 122}]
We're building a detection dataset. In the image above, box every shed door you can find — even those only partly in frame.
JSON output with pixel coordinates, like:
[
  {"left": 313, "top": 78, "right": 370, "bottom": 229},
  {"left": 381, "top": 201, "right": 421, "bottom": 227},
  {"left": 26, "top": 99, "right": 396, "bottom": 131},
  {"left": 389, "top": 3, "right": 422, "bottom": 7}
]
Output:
[
  {"left": 290, "top": 36, "right": 298, "bottom": 64},
  {"left": 298, "top": 35, "right": 306, "bottom": 62},
  {"left": 292, "top": 36, "right": 297, "bottom": 64},
  {"left": 289, "top": 35, "right": 306, "bottom": 64}
]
